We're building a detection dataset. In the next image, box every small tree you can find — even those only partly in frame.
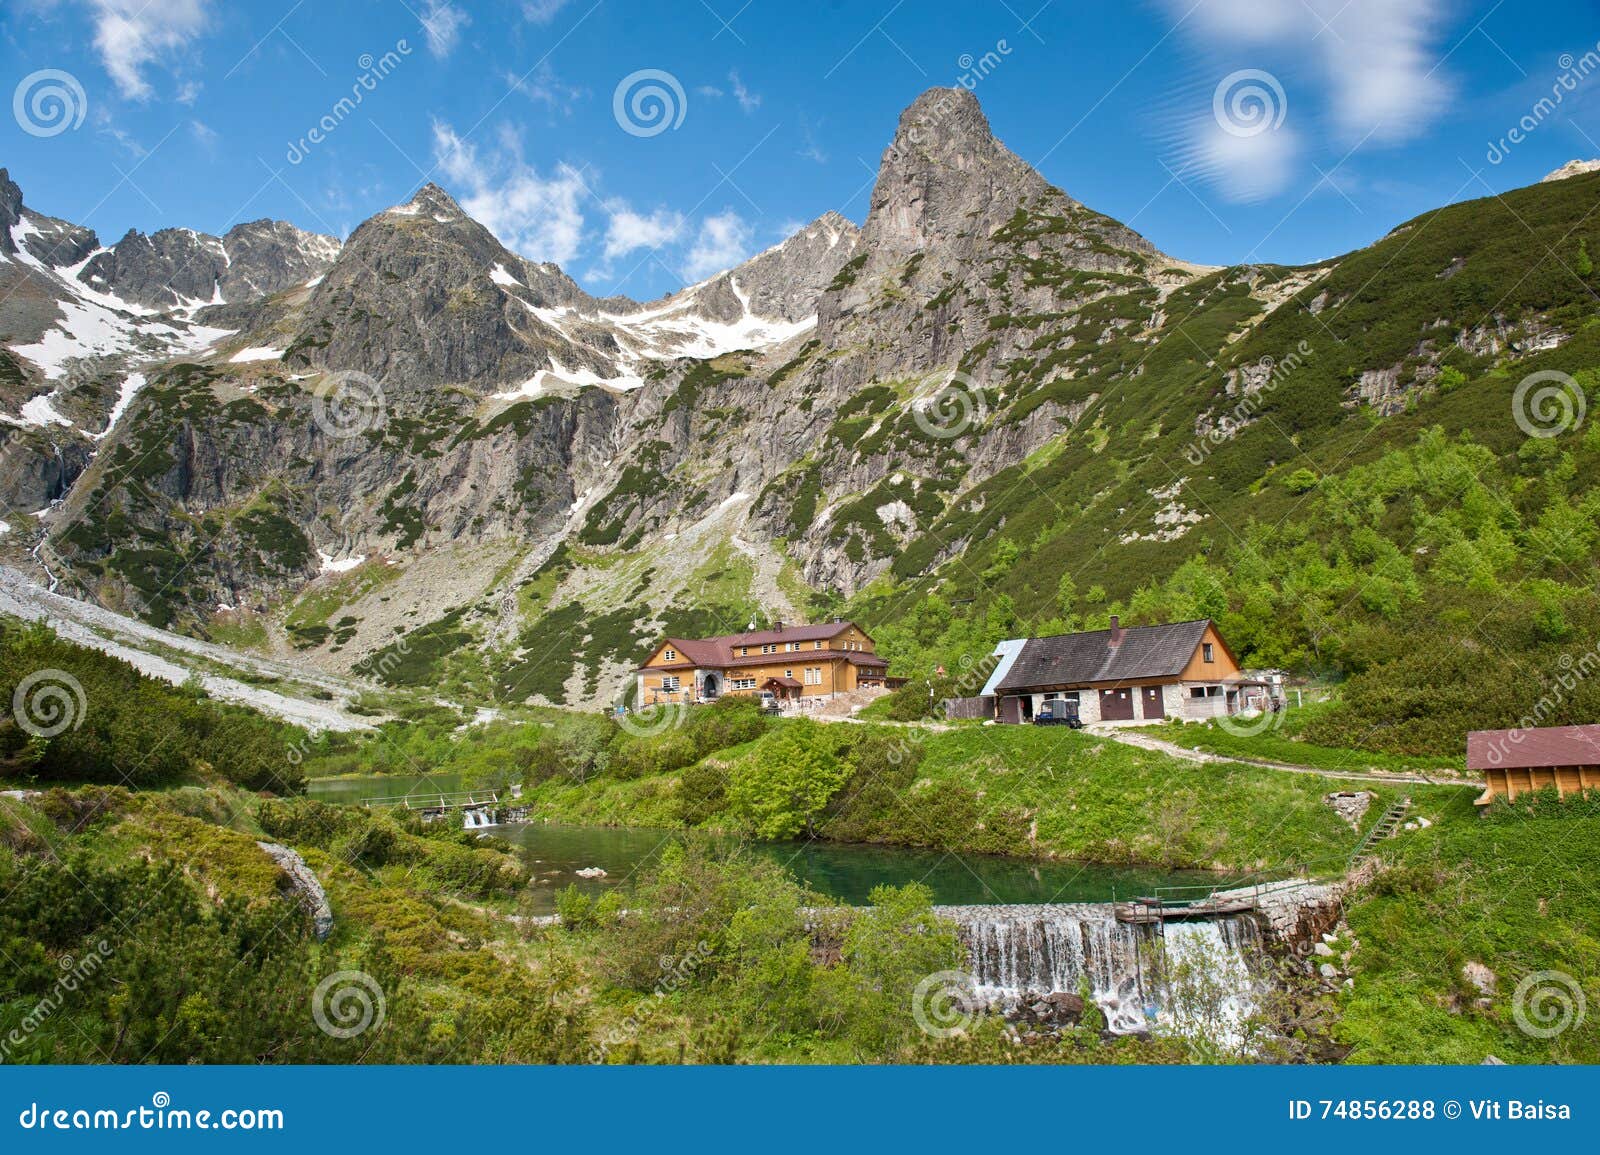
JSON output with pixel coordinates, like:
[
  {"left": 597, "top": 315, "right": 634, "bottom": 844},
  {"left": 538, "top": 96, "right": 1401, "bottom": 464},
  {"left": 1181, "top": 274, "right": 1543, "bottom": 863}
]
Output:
[{"left": 726, "top": 722, "right": 849, "bottom": 839}]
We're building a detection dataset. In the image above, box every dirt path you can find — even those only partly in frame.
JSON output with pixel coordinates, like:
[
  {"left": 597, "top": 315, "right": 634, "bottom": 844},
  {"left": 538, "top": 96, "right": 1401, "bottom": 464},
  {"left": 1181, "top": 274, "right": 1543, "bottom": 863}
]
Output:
[{"left": 1087, "top": 725, "right": 1458, "bottom": 786}]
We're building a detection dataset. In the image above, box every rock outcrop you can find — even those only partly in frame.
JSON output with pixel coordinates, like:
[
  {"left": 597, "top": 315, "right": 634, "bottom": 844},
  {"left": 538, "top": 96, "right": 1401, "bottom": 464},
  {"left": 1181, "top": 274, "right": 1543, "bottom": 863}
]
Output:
[{"left": 256, "top": 841, "right": 334, "bottom": 940}]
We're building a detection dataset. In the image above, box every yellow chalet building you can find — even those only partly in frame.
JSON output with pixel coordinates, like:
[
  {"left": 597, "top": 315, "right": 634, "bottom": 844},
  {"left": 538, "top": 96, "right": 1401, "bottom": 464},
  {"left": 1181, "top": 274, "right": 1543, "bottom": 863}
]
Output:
[{"left": 635, "top": 620, "right": 894, "bottom": 704}]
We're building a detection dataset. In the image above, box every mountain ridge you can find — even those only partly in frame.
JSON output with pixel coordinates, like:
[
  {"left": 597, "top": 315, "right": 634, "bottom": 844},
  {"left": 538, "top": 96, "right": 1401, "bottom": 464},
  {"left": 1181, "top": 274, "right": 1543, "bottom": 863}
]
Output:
[{"left": 1, "top": 86, "right": 1596, "bottom": 717}]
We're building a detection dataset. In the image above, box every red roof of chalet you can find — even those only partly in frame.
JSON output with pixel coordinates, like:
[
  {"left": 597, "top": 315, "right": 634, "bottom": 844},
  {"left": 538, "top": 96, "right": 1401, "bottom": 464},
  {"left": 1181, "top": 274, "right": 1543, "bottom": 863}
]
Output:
[
  {"left": 1466, "top": 724, "right": 1600, "bottom": 771},
  {"left": 638, "top": 621, "right": 876, "bottom": 672}
]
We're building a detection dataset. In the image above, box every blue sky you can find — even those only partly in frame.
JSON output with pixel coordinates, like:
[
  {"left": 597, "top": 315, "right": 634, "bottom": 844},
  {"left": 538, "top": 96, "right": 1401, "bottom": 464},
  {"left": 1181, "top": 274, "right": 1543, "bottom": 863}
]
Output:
[{"left": 4, "top": 1, "right": 1600, "bottom": 300}]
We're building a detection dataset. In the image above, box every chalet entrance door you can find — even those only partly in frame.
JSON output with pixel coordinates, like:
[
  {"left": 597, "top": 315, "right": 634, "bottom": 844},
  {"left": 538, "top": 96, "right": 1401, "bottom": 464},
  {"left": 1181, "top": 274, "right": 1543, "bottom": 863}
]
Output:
[
  {"left": 1140, "top": 686, "right": 1165, "bottom": 719},
  {"left": 1099, "top": 687, "right": 1135, "bottom": 721}
]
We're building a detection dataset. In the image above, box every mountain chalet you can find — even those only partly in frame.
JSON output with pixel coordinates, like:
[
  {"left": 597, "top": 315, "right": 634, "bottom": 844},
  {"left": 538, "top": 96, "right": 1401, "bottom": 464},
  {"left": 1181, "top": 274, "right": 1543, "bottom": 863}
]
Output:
[{"left": 635, "top": 621, "right": 897, "bottom": 705}]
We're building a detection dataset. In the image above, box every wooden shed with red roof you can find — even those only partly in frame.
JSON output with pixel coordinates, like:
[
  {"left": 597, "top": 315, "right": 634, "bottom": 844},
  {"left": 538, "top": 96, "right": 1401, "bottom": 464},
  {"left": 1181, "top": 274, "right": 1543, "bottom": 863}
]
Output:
[{"left": 1466, "top": 724, "right": 1600, "bottom": 807}]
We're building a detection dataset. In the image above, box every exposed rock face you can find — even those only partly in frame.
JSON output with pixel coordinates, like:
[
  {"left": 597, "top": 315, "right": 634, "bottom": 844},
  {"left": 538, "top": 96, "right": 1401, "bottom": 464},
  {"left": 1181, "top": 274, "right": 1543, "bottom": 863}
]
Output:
[
  {"left": 285, "top": 183, "right": 585, "bottom": 389},
  {"left": 1543, "top": 158, "right": 1600, "bottom": 182},
  {"left": 77, "top": 218, "right": 339, "bottom": 309},
  {"left": 256, "top": 841, "right": 334, "bottom": 940},
  {"left": 683, "top": 212, "right": 859, "bottom": 323},
  {"left": 0, "top": 168, "right": 98, "bottom": 267}
]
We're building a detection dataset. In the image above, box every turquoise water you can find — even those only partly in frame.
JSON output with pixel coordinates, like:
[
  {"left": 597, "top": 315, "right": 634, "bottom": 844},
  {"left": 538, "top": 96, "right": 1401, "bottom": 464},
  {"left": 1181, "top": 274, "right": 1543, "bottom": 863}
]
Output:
[{"left": 309, "top": 773, "right": 1235, "bottom": 913}]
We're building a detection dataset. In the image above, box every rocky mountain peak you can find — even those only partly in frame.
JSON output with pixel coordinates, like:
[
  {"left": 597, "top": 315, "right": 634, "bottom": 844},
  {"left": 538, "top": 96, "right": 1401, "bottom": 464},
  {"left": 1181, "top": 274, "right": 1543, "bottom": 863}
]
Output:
[
  {"left": 0, "top": 167, "right": 99, "bottom": 267},
  {"left": 385, "top": 182, "right": 466, "bottom": 221},
  {"left": 864, "top": 87, "right": 1062, "bottom": 255}
]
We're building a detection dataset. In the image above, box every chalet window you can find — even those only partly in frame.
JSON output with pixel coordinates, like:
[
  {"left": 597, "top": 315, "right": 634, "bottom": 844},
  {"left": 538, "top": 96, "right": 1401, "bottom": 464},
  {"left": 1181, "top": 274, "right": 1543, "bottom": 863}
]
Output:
[
  {"left": 740, "top": 646, "right": 748, "bottom": 656},
  {"left": 1203, "top": 643, "right": 1214, "bottom": 662},
  {"left": 805, "top": 667, "right": 822, "bottom": 685},
  {"left": 661, "top": 675, "right": 680, "bottom": 692},
  {"left": 762, "top": 643, "right": 776, "bottom": 654},
  {"left": 785, "top": 669, "right": 793, "bottom": 678},
  {"left": 731, "top": 677, "right": 757, "bottom": 691},
  {"left": 787, "top": 642, "right": 799, "bottom": 652},
  {"left": 814, "top": 641, "right": 824, "bottom": 649},
  {"left": 664, "top": 648, "right": 676, "bottom": 661}
]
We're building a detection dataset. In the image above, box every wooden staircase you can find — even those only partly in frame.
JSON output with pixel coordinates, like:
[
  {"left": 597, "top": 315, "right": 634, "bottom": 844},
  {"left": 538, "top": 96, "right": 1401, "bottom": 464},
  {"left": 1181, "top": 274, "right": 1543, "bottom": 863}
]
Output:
[{"left": 1349, "top": 797, "right": 1410, "bottom": 871}]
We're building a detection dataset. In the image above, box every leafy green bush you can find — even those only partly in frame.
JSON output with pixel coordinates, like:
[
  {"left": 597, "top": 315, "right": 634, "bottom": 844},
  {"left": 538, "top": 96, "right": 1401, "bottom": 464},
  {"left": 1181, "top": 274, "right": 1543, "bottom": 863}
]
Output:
[{"left": 725, "top": 721, "right": 850, "bottom": 839}]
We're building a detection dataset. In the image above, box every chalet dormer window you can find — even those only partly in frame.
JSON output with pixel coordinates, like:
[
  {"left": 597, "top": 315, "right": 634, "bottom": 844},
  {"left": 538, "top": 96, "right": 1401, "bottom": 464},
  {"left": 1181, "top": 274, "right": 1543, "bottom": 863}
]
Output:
[
  {"left": 664, "top": 648, "right": 676, "bottom": 661},
  {"left": 1202, "top": 643, "right": 1214, "bottom": 663}
]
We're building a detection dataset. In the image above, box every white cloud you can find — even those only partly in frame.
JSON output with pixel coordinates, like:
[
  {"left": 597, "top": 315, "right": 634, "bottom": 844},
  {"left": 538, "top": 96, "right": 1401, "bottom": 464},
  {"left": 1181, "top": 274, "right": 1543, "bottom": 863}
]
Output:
[
  {"left": 1178, "top": 118, "right": 1301, "bottom": 204},
  {"left": 521, "top": 0, "right": 572, "bottom": 22},
  {"left": 602, "top": 203, "right": 686, "bottom": 262},
  {"left": 1160, "top": 0, "right": 1450, "bottom": 200},
  {"left": 683, "top": 211, "right": 753, "bottom": 281},
  {"left": 86, "top": 0, "right": 210, "bottom": 100},
  {"left": 189, "top": 118, "right": 218, "bottom": 149},
  {"left": 430, "top": 120, "right": 587, "bottom": 265},
  {"left": 507, "top": 61, "right": 585, "bottom": 112},
  {"left": 420, "top": 0, "right": 469, "bottom": 58},
  {"left": 729, "top": 70, "right": 761, "bottom": 114}
]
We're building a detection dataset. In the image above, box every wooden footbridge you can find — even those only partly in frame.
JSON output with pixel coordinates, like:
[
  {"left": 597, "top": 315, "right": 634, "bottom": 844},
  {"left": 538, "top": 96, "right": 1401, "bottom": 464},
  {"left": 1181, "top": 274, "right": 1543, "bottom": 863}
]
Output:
[{"left": 361, "top": 789, "right": 502, "bottom": 820}]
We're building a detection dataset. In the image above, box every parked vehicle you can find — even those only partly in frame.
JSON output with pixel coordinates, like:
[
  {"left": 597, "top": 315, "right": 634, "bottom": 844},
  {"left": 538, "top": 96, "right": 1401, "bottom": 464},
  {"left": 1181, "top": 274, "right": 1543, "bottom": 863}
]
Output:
[
  {"left": 1033, "top": 697, "right": 1083, "bottom": 728},
  {"left": 756, "top": 690, "right": 782, "bottom": 714}
]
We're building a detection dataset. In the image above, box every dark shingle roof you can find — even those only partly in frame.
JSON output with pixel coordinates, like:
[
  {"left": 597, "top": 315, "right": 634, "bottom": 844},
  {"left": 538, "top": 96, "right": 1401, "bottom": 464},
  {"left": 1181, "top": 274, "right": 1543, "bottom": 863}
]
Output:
[{"left": 995, "top": 620, "right": 1212, "bottom": 692}]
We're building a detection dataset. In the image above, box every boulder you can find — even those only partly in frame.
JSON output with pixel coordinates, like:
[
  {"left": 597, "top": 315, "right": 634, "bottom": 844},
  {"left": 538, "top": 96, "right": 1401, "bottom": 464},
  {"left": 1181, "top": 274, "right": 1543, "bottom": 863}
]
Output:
[{"left": 256, "top": 841, "right": 334, "bottom": 940}]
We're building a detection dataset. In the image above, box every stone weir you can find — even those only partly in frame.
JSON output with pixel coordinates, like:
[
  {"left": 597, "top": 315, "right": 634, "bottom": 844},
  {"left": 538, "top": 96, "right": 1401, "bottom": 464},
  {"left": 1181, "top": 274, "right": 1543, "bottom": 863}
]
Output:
[{"left": 933, "top": 880, "right": 1342, "bottom": 1035}]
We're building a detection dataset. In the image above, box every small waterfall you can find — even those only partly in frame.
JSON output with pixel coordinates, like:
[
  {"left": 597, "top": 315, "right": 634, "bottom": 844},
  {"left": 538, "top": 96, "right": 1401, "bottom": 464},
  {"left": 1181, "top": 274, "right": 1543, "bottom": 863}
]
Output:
[
  {"left": 937, "top": 903, "right": 1265, "bottom": 1038},
  {"left": 462, "top": 808, "right": 493, "bottom": 830}
]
